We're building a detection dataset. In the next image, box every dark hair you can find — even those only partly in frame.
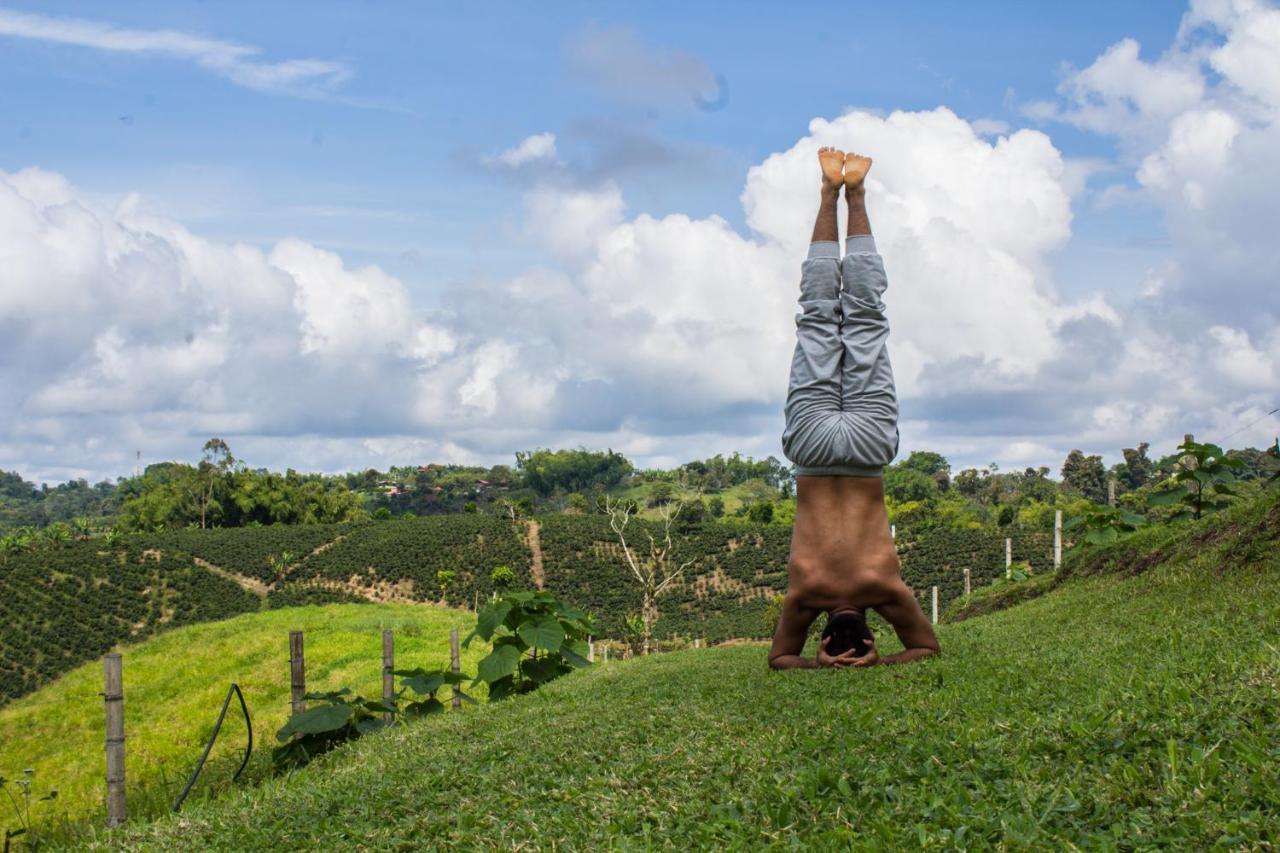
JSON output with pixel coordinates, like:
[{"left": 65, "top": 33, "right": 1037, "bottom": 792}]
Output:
[{"left": 821, "top": 610, "right": 874, "bottom": 657}]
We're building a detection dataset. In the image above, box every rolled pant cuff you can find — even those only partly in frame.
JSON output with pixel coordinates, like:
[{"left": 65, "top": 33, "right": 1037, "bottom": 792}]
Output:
[
  {"left": 807, "top": 241, "right": 841, "bottom": 260},
  {"left": 793, "top": 464, "right": 884, "bottom": 478},
  {"left": 844, "top": 235, "right": 877, "bottom": 255}
]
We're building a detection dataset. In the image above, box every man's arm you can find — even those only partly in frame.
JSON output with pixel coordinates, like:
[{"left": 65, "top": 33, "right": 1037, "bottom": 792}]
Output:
[
  {"left": 768, "top": 596, "right": 819, "bottom": 669},
  {"left": 870, "top": 583, "right": 941, "bottom": 665}
]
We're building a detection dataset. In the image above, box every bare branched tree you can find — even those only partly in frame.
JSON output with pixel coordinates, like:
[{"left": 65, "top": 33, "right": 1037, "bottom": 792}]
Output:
[{"left": 602, "top": 484, "right": 702, "bottom": 654}]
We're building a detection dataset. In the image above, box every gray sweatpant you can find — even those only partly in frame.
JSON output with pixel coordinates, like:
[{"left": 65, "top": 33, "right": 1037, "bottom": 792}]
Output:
[{"left": 781, "top": 236, "right": 900, "bottom": 477}]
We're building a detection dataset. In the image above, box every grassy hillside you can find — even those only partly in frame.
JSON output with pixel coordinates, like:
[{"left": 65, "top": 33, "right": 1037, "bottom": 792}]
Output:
[
  {"left": 0, "top": 603, "right": 485, "bottom": 833},
  {"left": 98, "top": 491, "right": 1280, "bottom": 850}
]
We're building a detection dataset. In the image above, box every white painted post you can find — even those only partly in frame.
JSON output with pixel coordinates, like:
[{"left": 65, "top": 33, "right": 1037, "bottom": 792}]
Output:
[
  {"left": 1005, "top": 538, "right": 1012, "bottom": 568},
  {"left": 930, "top": 586, "right": 938, "bottom": 624},
  {"left": 890, "top": 523, "right": 896, "bottom": 540},
  {"left": 587, "top": 637, "right": 595, "bottom": 662},
  {"left": 603, "top": 645, "right": 609, "bottom": 662},
  {"left": 963, "top": 568, "right": 971, "bottom": 596},
  {"left": 1054, "top": 510, "right": 1063, "bottom": 568},
  {"left": 103, "top": 653, "right": 126, "bottom": 827}
]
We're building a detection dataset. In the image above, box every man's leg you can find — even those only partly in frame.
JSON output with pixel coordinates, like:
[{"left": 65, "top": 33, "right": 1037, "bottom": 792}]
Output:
[
  {"left": 781, "top": 148, "right": 846, "bottom": 469},
  {"left": 838, "top": 153, "right": 900, "bottom": 465}
]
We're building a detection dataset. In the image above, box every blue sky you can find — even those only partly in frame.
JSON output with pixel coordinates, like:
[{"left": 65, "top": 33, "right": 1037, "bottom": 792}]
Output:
[{"left": 1, "top": 2, "right": 1277, "bottom": 483}]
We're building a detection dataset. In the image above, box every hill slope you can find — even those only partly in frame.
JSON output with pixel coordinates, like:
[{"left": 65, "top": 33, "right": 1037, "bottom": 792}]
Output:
[
  {"left": 0, "top": 603, "right": 483, "bottom": 830},
  {"left": 104, "top": 491, "right": 1280, "bottom": 849}
]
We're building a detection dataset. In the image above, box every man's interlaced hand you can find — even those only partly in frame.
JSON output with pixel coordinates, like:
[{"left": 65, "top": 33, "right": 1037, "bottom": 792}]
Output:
[{"left": 816, "top": 635, "right": 879, "bottom": 668}]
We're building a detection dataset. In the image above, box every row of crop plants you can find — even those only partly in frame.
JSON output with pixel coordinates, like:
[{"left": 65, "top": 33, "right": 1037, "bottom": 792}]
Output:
[
  {"left": 0, "top": 541, "right": 260, "bottom": 703},
  {"left": 292, "top": 514, "right": 535, "bottom": 606}
]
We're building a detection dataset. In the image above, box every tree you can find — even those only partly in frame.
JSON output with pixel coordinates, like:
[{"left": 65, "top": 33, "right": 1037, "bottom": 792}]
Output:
[
  {"left": 900, "top": 451, "right": 951, "bottom": 490},
  {"left": 647, "top": 481, "right": 675, "bottom": 507},
  {"left": 514, "top": 447, "right": 634, "bottom": 497},
  {"left": 707, "top": 496, "right": 725, "bottom": 518},
  {"left": 746, "top": 501, "right": 774, "bottom": 523},
  {"left": 1120, "top": 442, "right": 1155, "bottom": 489},
  {"left": 883, "top": 466, "right": 938, "bottom": 503},
  {"left": 1061, "top": 449, "right": 1107, "bottom": 503},
  {"left": 601, "top": 492, "right": 699, "bottom": 655}
]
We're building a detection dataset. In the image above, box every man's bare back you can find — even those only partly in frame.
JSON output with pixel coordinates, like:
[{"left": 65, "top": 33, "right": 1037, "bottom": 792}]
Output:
[{"left": 768, "top": 148, "right": 940, "bottom": 670}]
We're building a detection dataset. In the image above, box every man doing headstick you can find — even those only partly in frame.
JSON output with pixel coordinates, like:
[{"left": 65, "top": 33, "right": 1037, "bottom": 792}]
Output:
[{"left": 769, "top": 147, "right": 940, "bottom": 670}]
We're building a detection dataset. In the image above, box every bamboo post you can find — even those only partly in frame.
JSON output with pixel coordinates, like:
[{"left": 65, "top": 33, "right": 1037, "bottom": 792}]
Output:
[
  {"left": 963, "top": 567, "right": 971, "bottom": 596},
  {"left": 588, "top": 637, "right": 595, "bottom": 662},
  {"left": 103, "top": 653, "right": 125, "bottom": 827},
  {"left": 289, "top": 631, "right": 306, "bottom": 715},
  {"left": 1054, "top": 510, "right": 1063, "bottom": 568},
  {"left": 930, "top": 586, "right": 938, "bottom": 624},
  {"left": 382, "top": 629, "right": 395, "bottom": 724},
  {"left": 1005, "top": 538, "right": 1012, "bottom": 569},
  {"left": 450, "top": 628, "right": 461, "bottom": 710}
]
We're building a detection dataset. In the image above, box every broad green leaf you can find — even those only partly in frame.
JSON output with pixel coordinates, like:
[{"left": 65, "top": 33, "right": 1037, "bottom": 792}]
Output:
[
  {"left": 475, "top": 602, "right": 512, "bottom": 641},
  {"left": 280, "top": 703, "right": 352, "bottom": 737},
  {"left": 518, "top": 616, "right": 565, "bottom": 652},
  {"left": 562, "top": 642, "right": 591, "bottom": 668},
  {"left": 1118, "top": 511, "right": 1146, "bottom": 526},
  {"left": 354, "top": 717, "right": 387, "bottom": 735},
  {"left": 520, "top": 656, "right": 562, "bottom": 684},
  {"left": 506, "top": 590, "right": 535, "bottom": 603},
  {"left": 1212, "top": 483, "right": 1236, "bottom": 495},
  {"left": 404, "top": 697, "right": 444, "bottom": 717},
  {"left": 477, "top": 643, "right": 521, "bottom": 684},
  {"left": 487, "top": 675, "right": 517, "bottom": 701},
  {"left": 1148, "top": 488, "right": 1186, "bottom": 506},
  {"left": 401, "top": 672, "right": 445, "bottom": 696},
  {"left": 1063, "top": 516, "right": 1084, "bottom": 530}
]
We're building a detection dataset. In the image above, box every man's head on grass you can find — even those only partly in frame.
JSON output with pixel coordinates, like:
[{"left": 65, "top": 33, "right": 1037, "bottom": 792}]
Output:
[{"left": 821, "top": 608, "right": 874, "bottom": 658}]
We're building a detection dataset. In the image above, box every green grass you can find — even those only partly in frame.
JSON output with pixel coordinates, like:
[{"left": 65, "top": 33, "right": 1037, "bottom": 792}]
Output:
[
  {"left": 93, "top": 491, "right": 1280, "bottom": 850},
  {"left": 0, "top": 603, "right": 485, "bottom": 836}
]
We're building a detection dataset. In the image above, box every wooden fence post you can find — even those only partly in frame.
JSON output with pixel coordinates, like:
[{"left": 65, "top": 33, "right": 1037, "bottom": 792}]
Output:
[
  {"left": 1108, "top": 478, "right": 1116, "bottom": 506},
  {"left": 103, "top": 653, "right": 126, "bottom": 828},
  {"left": 963, "top": 568, "right": 971, "bottom": 597},
  {"left": 289, "top": 630, "right": 306, "bottom": 715},
  {"left": 1054, "top": 510, "right": 1063, "bottom": 568},
  {"left": 382, "top": 629, "right": 395, "bottom": 724},
  {"left": 930, "top": 586, "right": 938, "bottom": 625},
  {"left": 1005, "top": 538, "right": 1012, "bottom": 569},
  {"left": 587, "top": 637, "right": 595, "bottom": 662},
  {"left": 450, "top": 627, "right": 461, "bottom": 711},
  {"left": 603, "top": 645, "right": 609, "bottom": 662},
  {"left": 890, "top": 523, "right": 896, "bottom": 540}
]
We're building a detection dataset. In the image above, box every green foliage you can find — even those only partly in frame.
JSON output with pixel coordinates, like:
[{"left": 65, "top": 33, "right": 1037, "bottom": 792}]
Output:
[
  {"left": 114, "top": 490, "right": 1280, "bottom": 849},
  {"left": 762, "top": 594, "right": 784, "bottom": 637},
  {"left": 490, "top": 565, "right": 515, "bottom": 590},
  {"left": 515, "top": 447, "right": 634, "bottom": 497},
  {"left": 264, "top": 586, "right": 369, "bottom": 609},
  {"left": 707, "top": 496, "right": 725, "bottom": 517},
  {"left": 294, "top": 515, "right": 532, "bottom": 608},
  {"left": 466, "top": 589, "right": 594, "bottom": 700},
  {"left": 1064, "top": 503, "right": 1147, "bottom": 548},
  {"left": 676, "top": 452, "right": 791, "bottom": 492},
  {"left": 1, "top": 768, "right": 57, "bottom": 850},
  {"left": 272, "top": 689, "right": 397, "bottom": 771},
  {"left": 0, "top": 540, "right": 260, "bottom": 703},
  {"left": 745, "top": 501, "right": 774, "bottom": 523},
  {"left": 1147, "top": 438, "right": 1248, "bottom": 520},
  {"left": 464, "top": 502, "right": 477, "bottom": 514},
  {"left": 883, "top": 465, "right": 938, "bottom": 503},
  {"left": 1060, "top": 449, "right": 1108, "bottom": 503}
]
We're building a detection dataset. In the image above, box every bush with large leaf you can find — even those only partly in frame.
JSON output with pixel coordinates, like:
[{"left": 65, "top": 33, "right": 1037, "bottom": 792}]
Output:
[
  {"left": 273, "top": 668, "right": 472, "bottom": 771},
  {"left": 1147, "top": 438, "right": 1247, "bottom": 521},
  {"left": 1064, "top": 503, "right": 1147, "bottom": 548},
  {"left": 466, "top": 589, "right": 595, "bottom": 701}
]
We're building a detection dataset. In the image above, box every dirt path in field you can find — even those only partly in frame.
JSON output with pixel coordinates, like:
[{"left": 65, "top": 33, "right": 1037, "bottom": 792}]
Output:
[
  {"left": 526, "top": 519, "right": 545, "bottom": 590},
  {"left": 272, "top": 535, "right": 346, "bottom": 587},
  {"left": 193, "top": 557, "right": 269, "bottom": 598}
]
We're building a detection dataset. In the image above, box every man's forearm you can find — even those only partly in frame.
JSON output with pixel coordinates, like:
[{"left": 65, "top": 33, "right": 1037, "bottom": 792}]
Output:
[
  {"left": 880, "top": 647, "right": 937, "bottom": 665},
  {"left": 768, "top": 654, "right": 818, "bottom": 670}
]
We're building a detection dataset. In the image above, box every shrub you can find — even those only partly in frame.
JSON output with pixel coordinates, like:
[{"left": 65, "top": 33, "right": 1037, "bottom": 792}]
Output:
[{"left": 466, "top": 590, "right": 594, "bottom": 701}]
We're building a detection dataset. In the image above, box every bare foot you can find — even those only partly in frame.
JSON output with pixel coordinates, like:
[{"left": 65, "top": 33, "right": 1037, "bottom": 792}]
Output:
[
  {"left": 844, "top": 152, "right": 872, "bottom": 192},
  {"left": 818, "top": 146, "right": 845, "bottom": 194}
]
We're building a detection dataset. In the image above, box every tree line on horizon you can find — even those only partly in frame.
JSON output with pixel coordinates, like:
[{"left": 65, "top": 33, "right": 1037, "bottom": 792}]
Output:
[{"left": 1, "top": 438, "right": 1276, "bottom": 535}]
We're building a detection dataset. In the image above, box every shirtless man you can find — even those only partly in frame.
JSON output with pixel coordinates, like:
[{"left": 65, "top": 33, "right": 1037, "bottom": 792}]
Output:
[{"left": 768, "top": 147, "right": 940, "bottom": 670}]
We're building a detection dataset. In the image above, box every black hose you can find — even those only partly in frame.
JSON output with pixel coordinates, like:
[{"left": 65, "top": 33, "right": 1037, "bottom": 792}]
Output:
[{"left": 172, "top": 683, "right": 252, "bottom": 812}]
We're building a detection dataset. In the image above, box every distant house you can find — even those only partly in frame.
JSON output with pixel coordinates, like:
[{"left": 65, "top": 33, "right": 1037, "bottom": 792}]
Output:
[{"left": 476, "top": 479, "right": 490, "bottom": 486}]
